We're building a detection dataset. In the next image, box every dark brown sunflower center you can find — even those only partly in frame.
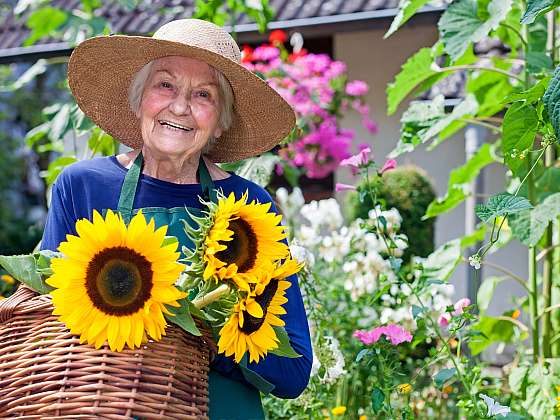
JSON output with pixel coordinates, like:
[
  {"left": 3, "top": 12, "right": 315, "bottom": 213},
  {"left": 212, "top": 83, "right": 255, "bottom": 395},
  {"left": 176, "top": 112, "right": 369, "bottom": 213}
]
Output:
[
  {"left": 85, "top": 246, "right": 153, "bottom": 316},
  {"left": 215, "top": 217, "right": 258, "bottom": 272},
  {"left": 239, "top": 280, "right": 279, "bottom": 334}
]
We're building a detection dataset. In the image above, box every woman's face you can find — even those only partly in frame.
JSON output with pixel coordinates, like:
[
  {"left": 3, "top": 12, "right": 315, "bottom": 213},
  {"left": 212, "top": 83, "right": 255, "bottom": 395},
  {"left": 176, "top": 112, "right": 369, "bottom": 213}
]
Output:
[{"left": 139, "top": 56, "right": 223, "bottom": 160}]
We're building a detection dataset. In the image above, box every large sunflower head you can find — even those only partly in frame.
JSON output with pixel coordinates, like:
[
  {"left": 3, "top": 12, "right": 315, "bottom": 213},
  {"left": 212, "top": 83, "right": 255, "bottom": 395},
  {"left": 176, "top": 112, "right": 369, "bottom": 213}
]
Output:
[
  {"left": 46, "top": 209, "right": 186, "bottom": 352},
  {"left": 217, "top": 257, "right": 302, "bottom": 363},
  {"left": 202, "top": 192, "right": 289, "bottom": 291}
]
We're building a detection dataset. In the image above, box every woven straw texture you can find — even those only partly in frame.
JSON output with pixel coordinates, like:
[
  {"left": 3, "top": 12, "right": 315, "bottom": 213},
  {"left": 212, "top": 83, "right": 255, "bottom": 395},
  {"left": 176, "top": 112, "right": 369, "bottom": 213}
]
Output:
[
  {"left": 68, "top": 19, "right": 296, "bottom": 163},
  {"left": 0, "top": 286, "right": 213, "bottom": 419}
]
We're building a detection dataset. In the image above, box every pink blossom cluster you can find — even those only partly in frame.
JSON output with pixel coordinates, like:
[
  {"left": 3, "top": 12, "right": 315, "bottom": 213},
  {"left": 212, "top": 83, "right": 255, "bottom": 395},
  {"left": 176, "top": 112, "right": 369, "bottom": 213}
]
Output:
[
  {"left": 242, "top": 36, "right": 377, "bottom": 179},
  {"left": 353, "top": 323, "right": 413, "bottom": 346},
  {"left": 438, "top": 298, "right": 471, "bottom": 327}
]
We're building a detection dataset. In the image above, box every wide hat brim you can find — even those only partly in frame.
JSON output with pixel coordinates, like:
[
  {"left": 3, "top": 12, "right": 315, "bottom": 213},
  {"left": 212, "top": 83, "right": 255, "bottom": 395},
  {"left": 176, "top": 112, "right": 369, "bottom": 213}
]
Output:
[{"left": 68, "top": 35, "right": 296, "bottom": 163}]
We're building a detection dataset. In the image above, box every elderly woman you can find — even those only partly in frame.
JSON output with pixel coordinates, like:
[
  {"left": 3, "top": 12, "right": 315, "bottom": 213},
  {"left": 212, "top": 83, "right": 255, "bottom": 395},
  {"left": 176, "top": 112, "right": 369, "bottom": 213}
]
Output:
[{"left": 41, "top": 19, "right": 312, "bottom": 419}]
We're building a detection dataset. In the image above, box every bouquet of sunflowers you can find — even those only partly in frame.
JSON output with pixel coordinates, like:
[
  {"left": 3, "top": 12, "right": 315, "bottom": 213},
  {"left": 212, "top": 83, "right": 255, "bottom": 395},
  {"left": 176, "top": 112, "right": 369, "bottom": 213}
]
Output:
[{"left": 0, "top": 190, "right": 302, "bottom": 366}]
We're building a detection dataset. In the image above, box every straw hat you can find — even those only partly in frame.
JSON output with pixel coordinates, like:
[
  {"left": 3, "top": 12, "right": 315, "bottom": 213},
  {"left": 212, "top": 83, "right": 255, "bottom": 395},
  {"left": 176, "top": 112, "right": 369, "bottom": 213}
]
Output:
[{"left": 68, "top": 19, "right": 296, "bottom": 163}]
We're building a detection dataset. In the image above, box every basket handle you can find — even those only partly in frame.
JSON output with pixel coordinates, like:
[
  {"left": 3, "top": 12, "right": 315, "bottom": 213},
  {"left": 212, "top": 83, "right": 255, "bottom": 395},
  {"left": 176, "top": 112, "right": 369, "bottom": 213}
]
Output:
[{"left": 0, "top": 285, "right": 38, "bottom": 323}]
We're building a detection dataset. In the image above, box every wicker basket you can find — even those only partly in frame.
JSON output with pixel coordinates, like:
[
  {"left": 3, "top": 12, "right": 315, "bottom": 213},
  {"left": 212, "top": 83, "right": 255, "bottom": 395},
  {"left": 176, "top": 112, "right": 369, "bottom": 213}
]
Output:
[{"left": 0, "top": 285, "right": 214, "bottom": 419}]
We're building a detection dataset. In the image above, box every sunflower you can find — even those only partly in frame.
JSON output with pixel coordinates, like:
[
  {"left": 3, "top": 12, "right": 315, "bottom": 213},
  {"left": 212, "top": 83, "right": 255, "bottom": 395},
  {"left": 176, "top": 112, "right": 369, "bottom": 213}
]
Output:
[
  {"left": 203, "top": 192, "right": 289, "bottom": 291},
  {"left": 46, "top": 209, "right": 186, "bottom": 352},
  {"left": 217, "top": 257, "right": 302, "bottom": 363}
]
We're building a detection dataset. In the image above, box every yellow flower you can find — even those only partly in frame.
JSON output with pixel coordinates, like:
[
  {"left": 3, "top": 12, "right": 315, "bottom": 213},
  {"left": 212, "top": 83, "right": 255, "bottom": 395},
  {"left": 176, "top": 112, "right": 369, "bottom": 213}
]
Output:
[
  {"left": 1, "top": 274, "right": 15, "bottom": 284},
  {"left": 397, "top": 383, "right": 413, "bottom": 394},
  {"left": 217, "top": 257, "right": 302, "bottom": 363},
  {"left": 359, "top": 416, "right": 367, "bottom": 420},
  {"left": 331, "top": 406, "right": 346, "bottom": 416},
  {"left": 203, "top": 192, "right": 289, "bottom": 291},
  {"left": 442, "top": 385, "right": 453, "bottom": 394},
  {"left": 0, "top": 296, "right": 5, "bottom": 300},
  {"left": 46, "top": 209, "right": 186, "bottom": 352},
  {"left": 512, "top": 309, "right": 521, "bottom": 319}
]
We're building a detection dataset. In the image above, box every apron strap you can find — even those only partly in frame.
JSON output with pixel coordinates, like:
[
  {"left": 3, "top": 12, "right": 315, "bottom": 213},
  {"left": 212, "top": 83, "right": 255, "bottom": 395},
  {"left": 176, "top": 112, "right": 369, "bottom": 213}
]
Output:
[{"left": 116, "top": 151, "right": 217, "bottom": 222}]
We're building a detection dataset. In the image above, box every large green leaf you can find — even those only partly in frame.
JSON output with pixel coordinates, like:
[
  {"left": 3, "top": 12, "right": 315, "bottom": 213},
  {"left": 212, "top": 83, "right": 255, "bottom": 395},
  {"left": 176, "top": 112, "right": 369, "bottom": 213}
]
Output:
[
  {"left": 466, "top": 62, "right": 513, "bottom": 116},
  {"left": 535, "top": 166, "right": 560, "bottom": 200},
  {"left": 503, "top": 76, "right": 550, "bottom": 104},
  {"left": 45, "top": 156, "right": 78, "bottom": 186},
  {"left": 386, "top": 44, "right": 442, "bottom": 115},
  {"left": 439, "top": 0, "right": 512, "bottom": 60},
  {"left": 371, "top": 387, "right": 385, "bottom": 414},
  {"left": 521, "top": 0, "right": 560, "bottom": 23},
  {"left": 477, "top": 276, "right": 506, "bottom": 312},
  {"left": 503, "top": 102, "right": 539, "bottom": 173},
  {"left": 421, "top": 239, "right": 461, "bottom": 282},
  {"left": 385, "top": 0, "right": 433, "bottom": 38},
  {"left": 523, "top": 360, "right": 560, "bottom": 418},
  {"left": 468, "top": 315, "right": 518, "bottom": 355},
  {"left": 509, "top": 193, "right": 560, "bottom": 246},
  {"left": 166, "top": 298, "right": 202, "bottom": 336},
  {"left": 24, "top": 7, "right": 68, "bottom": 46},
  {"left": 390, "top": 94, "right": 478, "bottom": 157},
  {"left": 0, "top": 254, "right": 53, "bottom": 294},
  {"left": 475, "top": 193, "right": 533, "bottom": 223},
  {"left": 270, "top": 326, "right": 301, "bottom": 358},
  {"left": 425, "top": 143, "right": 495, "bottom": 218},
  {"left": 433, "top": 368, "right": 457, "bottom": 387},
  {"left": 543, "top": 66, "right": 560, "bottom": 139}
]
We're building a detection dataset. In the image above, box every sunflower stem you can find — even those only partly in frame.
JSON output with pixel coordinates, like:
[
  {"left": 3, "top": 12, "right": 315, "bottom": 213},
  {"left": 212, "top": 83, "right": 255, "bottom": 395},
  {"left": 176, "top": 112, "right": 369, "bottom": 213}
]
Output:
[{"left": 193, "top": 284, "right": 231, "bottom": 309}]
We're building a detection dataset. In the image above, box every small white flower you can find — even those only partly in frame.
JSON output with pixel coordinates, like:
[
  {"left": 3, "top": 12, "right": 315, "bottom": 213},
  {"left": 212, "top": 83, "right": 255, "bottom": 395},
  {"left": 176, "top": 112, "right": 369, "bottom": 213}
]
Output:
[
  {"left": 479, "top": 394, "right": 511, "bottom": 417},
  {"left": 245, "top": 0, "right": 263, "bottom": 10},
  {"left": 469, "top": 254, "right": 482, "bottom": 270}
]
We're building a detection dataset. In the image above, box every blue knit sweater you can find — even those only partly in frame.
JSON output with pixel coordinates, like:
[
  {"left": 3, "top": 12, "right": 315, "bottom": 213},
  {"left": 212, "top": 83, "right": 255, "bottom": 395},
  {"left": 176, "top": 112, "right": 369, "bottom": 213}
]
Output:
[{"left": 40, "top": 155, "right": 312, "bottom": 399}]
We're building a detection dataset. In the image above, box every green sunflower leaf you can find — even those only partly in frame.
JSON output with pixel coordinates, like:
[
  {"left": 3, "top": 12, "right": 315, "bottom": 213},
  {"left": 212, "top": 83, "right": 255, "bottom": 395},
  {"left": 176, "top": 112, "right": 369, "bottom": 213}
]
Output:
[
  {"left": 165, "top": 298, "right": 202, "bottom": 336},
  {"left": 270, "top": 326, "right": 301, "bottom": 358},
  {"left": 0, "top": 253, "right": 54, "bottom": 295}
]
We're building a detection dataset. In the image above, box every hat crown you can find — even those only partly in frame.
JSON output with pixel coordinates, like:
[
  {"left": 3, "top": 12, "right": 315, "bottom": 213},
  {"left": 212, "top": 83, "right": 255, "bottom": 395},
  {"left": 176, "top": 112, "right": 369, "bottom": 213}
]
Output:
[{"left": 153, "top": 19, "right": 241, "bottom": 64}]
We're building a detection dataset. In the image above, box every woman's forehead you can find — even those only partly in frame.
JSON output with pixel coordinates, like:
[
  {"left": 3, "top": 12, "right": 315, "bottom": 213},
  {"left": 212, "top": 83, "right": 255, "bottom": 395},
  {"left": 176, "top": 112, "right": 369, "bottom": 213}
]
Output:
[{"left": 151, "top": 56, "right": 216, "bottom": 82}]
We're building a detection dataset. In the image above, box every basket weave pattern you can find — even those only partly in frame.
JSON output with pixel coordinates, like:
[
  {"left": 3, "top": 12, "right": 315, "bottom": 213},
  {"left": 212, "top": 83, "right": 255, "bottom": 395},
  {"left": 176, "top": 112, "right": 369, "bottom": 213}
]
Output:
[{"left": 0, "top": 286, "right": 213, "bottom": 419}]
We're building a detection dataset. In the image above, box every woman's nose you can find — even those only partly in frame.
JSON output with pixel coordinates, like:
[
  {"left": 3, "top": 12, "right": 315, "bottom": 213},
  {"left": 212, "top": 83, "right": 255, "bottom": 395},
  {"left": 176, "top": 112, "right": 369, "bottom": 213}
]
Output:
[{"left": 169, "top": 94, "right": 191, "bottom": 115}]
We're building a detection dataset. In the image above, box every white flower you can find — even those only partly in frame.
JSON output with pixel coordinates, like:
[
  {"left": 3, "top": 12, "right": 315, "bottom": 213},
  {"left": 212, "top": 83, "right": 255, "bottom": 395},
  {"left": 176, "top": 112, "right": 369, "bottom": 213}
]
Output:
[
  {"left": 322, "top": 336, "right": 347, "bottom": 383},
  {"left": 310, "top": 347, "right": 321, "bottom": 377},
  {"left": 245, "top": 0, "right": 263, "bottom": 10},
  {"left": 289, "top": 242, "right": 315, "bottom": 267},
  {"left": 479, "top": 394, "right": 511, "bottom": 417},
  {"left": 469, "top": 254, "right": 482, "bottom": 270}
]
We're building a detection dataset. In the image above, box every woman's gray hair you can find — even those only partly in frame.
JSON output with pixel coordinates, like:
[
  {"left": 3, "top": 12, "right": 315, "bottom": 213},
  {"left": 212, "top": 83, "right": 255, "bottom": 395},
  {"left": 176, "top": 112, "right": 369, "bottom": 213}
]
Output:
[{"left": 128, "top": 59, "right": 235, "bottom": 152}]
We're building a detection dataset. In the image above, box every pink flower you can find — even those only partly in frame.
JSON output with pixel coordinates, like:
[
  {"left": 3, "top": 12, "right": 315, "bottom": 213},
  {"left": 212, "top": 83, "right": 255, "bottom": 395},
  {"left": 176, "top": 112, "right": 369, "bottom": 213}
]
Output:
[
  {"left": 362, "top": 116, "right": 378, "bottom": 134},
  {"left": 335, "top": 183, "right": 357, "bottom": 192},
  {"left": 380, "top": 159, "right": 397, "bottom": 174},
  {"left": 345, "top": 80, "right": 369, "bottom": 96},
  {"left": 452, "top": 298, "right": 471, "bottom": 316},
  {"left": 438, "top": 313, "right": 451, "bottom": 327},
  {"left": 353, "top": 324, "right": 412, "bottom": 346},
  {"left": 340, "top": 147, "right": 371, "bottom": 168}
]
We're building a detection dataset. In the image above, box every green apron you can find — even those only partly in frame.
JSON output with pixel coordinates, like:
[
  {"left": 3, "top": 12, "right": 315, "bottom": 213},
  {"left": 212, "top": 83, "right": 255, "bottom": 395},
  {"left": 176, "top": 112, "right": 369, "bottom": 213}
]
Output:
[{"left": 114, "top": 152, "right": 267, "bottom": 420}]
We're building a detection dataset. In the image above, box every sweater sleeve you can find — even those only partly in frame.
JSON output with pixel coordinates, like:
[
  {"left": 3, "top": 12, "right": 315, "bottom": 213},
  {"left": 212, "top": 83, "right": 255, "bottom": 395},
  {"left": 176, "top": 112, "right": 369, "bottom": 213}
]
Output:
[{"left": 211, "top": 185, "right": 312, "bottom": 399}]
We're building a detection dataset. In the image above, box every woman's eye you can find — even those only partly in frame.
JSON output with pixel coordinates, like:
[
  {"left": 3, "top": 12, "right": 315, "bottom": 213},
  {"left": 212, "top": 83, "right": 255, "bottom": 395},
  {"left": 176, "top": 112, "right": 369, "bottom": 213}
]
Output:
[
  {"left": 197, "top": 90, "right": 211, "bottom": 98},
  {"left": 160, "top": 81, "right": 173, "bottom": 89}
]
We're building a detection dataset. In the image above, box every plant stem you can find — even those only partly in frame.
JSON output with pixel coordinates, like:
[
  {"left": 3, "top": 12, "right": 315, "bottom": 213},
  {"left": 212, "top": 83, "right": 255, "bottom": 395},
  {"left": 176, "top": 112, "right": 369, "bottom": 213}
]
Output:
[
  {"left": 476, "top": 259, "right": 530, "bottom": 292},
  {"left": 500, "top": 22, "right": 528, "bottom": 48},
  {"left": 529, "top": 246, "right": 539, "bottom": 361},
  {"left": 542, "top": 145, "right": 555, "bottom": 357},
  {"left": 460, "top": 118, "right": 502, "bottom": 133},
  {"left": 192, "top": 284, "right": 230, "bottom": 309},
  {"left": 436, "top": 64, "right": 524, "bottom": 82}
]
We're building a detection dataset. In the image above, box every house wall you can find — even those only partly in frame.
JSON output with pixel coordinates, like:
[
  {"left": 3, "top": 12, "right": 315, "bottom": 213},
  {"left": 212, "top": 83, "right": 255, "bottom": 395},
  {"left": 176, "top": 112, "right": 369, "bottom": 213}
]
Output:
[{"left": 333, "top": 21, "right": 528, "bottom": 320}]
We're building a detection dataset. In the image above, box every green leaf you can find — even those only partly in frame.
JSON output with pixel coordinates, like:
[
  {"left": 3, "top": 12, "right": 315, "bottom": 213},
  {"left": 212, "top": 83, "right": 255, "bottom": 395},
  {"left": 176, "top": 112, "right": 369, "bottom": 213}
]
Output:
[
  {"left": 87, "top": 128, "right": 118, "bottom": 156},
  {"left": 24, "top": 7, "right": 68, "bottom": 46},
  {"left": 535, "top": 166, "right": 560, "bottom": 200},
  {"left": 475, "top": 193, "right": 533, "bottom": 223},
  {"left": 270, "top": 326, "right": 301, "bottom": 358},
  {"left": 425, "top": 143, "right": 495, "bottom": 218},
  {"left": 232, "top": 153, "right": 280, "bottom": 188},
  {"left": 1, "top": 59, "right": 48, "bottom": 91},
  {"left": 48, "top": 103, "right": 72, "bottom": 142},
  {"left": 356, "top": 348, "right": 371, "bottom": 362},
  {"left": 477, "top": 276, "right": 506, "bottom": 312},
  {"left": 433, "top": 368, "right": 457, "bottom": 387},
  {"left": 526, "top": 51, "right": 553, "bottom": 74},
  {"left": 0, "top": 254, "right": 53, "bottom": 294},
  {"left": 543, "top": 66, "right": 560, "bottom": 139},
  {"left": 165, "top": 298, "right": 202, "bottom": 336},
  {"left": 520, "top": 0, "right": 560, "bottom": 23},
  {"left": 468, "top": 315, "right": 519, "bottom": 355},
  {"left": 44, "top": 156, "right": 78, "bottom": 186},
  {"left": 385, "top": 0, "right": 432, "bottom": 38},
  {"left": 421, "top": 239, "right": 461, "bottom": 282},
  {"left": 371, "top": 387, "right": 385, "bottom": 414},
  {"left": 460, "top": 223, "right": 488, "bottom": 247},
  {"left": 503, "top": 76, "right": 550, "bottom": 104},
  {"left": 509, "top": 193, "right": 560, "bottom": 246},
  {"left": 386, "top": 44, "right": 442, "bottom": 115},
  {"left": 508, "top": 363, "right": 530, "bottom": 394},
  {"left": 523, "top": 360, "right": 560, "bottom": 418},
  {"left": 412, "top": 304, "right": 427, "bottom": 319},
  {"left": 466, "top": 64, "right": 512, "bottom": 117},
  {"left": 438, "top": 0, "right": 512, "bottom": 60},
  {"left": 503, "top": 102, "right": 539, "bottom": 174}
]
